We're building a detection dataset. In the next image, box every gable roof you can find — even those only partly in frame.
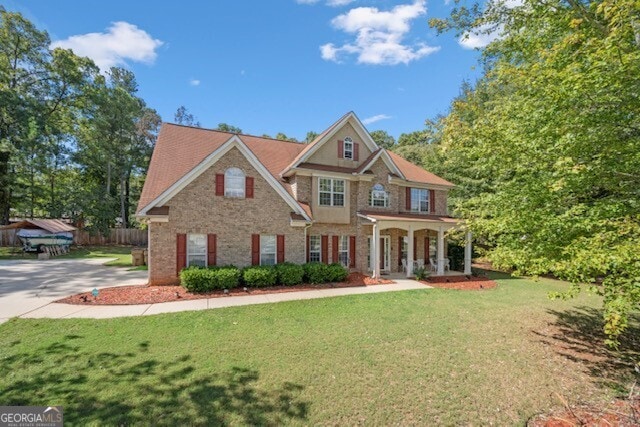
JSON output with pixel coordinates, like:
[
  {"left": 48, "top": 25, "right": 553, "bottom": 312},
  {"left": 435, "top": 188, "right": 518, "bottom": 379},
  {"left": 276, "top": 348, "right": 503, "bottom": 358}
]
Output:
[
  {"left": 280, "top": 111, "right": 379, "bottom": 176},
  {"left": 137, "top": 117, "right": 455, "bottom": 217},
  {"left": 137, "top": 124, "right": 309, "bottom": 217}
]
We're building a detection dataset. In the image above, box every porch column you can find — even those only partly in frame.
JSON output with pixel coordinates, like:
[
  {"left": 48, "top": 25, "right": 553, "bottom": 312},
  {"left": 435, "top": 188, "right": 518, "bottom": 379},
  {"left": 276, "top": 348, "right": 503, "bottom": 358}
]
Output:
[
  {"left": 407, "top": 226, "right": 414, "bottom": 277},
  {"left": 437, "top": 226, "right": 445, "bottom": 276},
  {"left": 464, "top": 231, "right": 472, "bottom": 275},
  {"left": 373, "top": 223, "right": 381, "bottom": 279}
]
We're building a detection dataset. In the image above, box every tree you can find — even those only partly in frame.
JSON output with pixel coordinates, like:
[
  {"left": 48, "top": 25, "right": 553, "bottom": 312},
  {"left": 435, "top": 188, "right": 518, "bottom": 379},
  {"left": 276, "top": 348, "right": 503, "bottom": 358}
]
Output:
[
  {"left": 0, "top": 9, "right": 98, "bottom": 223},
  {"left": 216, "top": 123, "right": 242, "bottom": 133},
  {"left": 430, "top": 0, "right": 640, "bottom": 344},
  {"left": 369, "top": 130, "right": 395, "bottom": 149},
  {"left": 274, "top": 132, "right": 298, "bottom": 142},
  {"left": 305, "top": 131, "right": 319, "bottom": 143},
  {"left": 174, "top": 106, "right": 200, "bottom": 127}
]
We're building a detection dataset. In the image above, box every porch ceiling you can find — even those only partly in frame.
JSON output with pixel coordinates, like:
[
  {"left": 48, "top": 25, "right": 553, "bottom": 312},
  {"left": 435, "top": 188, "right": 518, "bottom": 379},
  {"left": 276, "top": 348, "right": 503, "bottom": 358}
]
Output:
[{"left": 357, "top": 211, "right": 460, "bottom": 232}]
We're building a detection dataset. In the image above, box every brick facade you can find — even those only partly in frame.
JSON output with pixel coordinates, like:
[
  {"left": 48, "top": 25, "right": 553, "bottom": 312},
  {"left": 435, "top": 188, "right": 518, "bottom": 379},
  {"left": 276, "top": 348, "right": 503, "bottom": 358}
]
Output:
[
  {"left": 149, "top": 146, "right": 305, "bottom": 285},
  {"left": 144, "top": 120, "right": 455, "bottom": 285}
]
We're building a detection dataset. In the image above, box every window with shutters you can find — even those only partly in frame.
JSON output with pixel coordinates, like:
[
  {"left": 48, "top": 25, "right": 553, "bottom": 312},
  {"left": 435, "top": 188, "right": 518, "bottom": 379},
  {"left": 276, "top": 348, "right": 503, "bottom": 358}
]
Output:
[
  {"left": 410, "top": 188, "right": 429, "bottom": 212},
  {"left": 260, "top": 235, "right": 276, "bottom": 266},
  {"left": 400, "top": 236, "right": 408, "bottom": 265},
  {"left": 225, "top": 168, "right": 245, "bottom": 198},
  {"left": 343, "top": 137, "right": 353, "bottom": 160},
  {"left": 318, "top": 178, "right": 345, "bottom": 206},
  {"left": 309, "top": 235, "right": 321, "bottom": 262},
  {"left": 187, "top": 234, "right": 207, "bottom": 267},
  {"left": 369, "top": 183, "right": 389, "bottom": 207},
  {"left": 338, "top": 235, "right": 349, "bottom": 266}
]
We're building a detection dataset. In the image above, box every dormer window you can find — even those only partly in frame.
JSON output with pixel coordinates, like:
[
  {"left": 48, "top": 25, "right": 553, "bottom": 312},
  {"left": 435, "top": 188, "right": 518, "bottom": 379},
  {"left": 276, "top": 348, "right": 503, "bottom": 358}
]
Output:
[
  {"left": 225, "top": 168, "right": 245, "bottom": 198},
  {"left": 343, "top": 137, "right": 353, "bottom": 160}
]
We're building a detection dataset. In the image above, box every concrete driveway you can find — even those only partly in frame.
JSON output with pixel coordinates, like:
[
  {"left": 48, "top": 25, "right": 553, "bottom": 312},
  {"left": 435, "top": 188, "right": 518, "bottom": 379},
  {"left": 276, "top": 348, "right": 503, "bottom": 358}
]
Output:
[{"left": 0, "top": 258, "right": 148, "bottom": 323}]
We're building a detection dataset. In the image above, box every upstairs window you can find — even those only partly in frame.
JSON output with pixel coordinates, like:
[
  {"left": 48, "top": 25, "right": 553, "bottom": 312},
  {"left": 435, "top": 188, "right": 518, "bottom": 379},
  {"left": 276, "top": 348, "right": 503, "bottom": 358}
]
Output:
[
  {"left": 369, "top": 184, "right": 389, "bottom": 207},
  {"left": 343, "top": 137, "right": 353, "bottom": 160},
  {"left": 319, "top": 178, "right": 345, "bottom": 207},
  {"left": 225, "top": 168, "right": 245, "bottom": 198},
  {"left": 410, "top": 188, "right": 429, "bottom": 212}
]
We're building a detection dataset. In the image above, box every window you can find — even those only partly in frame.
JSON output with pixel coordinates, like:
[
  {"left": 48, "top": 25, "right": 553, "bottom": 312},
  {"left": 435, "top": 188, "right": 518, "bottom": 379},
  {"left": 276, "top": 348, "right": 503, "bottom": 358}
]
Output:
[
  {"left": 343, "top": 137, "right": 353, "bottom": 160},
  {"left": 410, "top": 188, "right": 429, "bottom": 212},
  {"left": 318, "top": 178, "right": 345, "bottom": 207},
  {"left": 309, "top": 235, "right": 321, "bottom": 262},
  {"left": 429, "top": 234, "right": 437, "bottom": 262},
  {"left": 260, "top": 235, "right": 276, "bottom": 266},
  {"left": 338, "top": 235, "right": 349, "bottom": 266},
  {"left": 225, "top": 168, "right": 245, "bottom": 198},
  {"left": 187, "top": 234, "right": 207, "bottom": 267},
  {"left": 369, "top": 184, "right": 389, "bottom": 207}
]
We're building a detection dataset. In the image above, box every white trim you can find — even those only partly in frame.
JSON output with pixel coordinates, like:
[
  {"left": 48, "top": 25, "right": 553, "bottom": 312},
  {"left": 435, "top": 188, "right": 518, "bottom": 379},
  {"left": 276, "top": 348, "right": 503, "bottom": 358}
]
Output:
[
  {"left": 290, "top": 168, "right": 374, "bottom": 181},
  {"left": 287, "top": 112, "right": 379, "bottom": 170},
  {"left": 147, "top": 216, "right": 169, "bottom": 223},
  {"left": 138, "top": 135, "right": 311, "bottom": 221},
  {"left": 388, "top": 176, "right": 455, "bottom": 191},
  {"left": 358, "top": 149, "right": 405, "bottom": 180}
]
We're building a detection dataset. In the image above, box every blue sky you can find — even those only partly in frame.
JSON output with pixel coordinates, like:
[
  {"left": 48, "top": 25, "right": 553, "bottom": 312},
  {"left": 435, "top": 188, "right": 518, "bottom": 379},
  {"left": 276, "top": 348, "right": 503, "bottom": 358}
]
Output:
[{"left": 6, "top": 0, "right": 488, "bottom": 140}]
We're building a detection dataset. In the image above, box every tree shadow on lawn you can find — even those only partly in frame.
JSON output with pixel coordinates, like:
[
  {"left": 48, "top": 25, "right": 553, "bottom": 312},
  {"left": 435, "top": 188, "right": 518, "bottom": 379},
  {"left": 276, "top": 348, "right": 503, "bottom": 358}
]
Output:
[
  {"left": 534, "top": 306, "right": 640, "bottom": 393},
  {"left": 0, "top": 336, "right": 308, "bottom": 425}
]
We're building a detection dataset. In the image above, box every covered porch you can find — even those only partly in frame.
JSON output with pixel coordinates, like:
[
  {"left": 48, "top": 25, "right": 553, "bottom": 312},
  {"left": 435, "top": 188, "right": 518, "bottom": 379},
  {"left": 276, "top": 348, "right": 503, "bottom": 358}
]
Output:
[{"left": 357, "top": 211, "right": 472, "bottom": 279}]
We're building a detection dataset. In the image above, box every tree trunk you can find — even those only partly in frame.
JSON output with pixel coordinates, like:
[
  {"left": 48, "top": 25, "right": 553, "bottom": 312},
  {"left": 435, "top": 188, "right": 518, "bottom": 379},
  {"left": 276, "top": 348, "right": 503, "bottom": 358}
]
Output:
[
  {"left": 0, "top": 150, "right": 10, "bottom": 225},
  {"left": 120, "top": 174, "right": 127, "bottom": 228}
]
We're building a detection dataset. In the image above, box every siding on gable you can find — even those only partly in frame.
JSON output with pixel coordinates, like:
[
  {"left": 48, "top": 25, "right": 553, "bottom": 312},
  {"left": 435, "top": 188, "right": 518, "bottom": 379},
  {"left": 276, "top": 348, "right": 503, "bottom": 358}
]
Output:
[
  {"left": 305, "top": 122, "right": 373, "bottom": 169},
  {"left": 148, "top": 146, "right": 305, "bottom": 285}
]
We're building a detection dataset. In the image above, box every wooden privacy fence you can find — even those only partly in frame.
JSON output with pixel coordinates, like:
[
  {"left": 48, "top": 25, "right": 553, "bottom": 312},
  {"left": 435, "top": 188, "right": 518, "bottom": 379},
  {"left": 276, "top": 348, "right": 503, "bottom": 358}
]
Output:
[{"left": 0, "top": 228, "right": 147, "bottom": 247}]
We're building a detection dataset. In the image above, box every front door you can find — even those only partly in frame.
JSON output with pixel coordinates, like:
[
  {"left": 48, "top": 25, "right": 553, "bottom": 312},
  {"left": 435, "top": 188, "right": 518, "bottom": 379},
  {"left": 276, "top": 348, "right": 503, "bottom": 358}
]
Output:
[{"left": 368, "top": 235, "right": 390, "bottom": 272}]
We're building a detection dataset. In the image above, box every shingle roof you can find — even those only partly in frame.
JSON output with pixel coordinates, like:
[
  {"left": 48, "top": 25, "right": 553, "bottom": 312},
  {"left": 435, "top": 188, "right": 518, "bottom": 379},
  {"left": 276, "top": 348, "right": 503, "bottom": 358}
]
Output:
[
  {"left": 387, "top": 151, "right": 455, "bottom": 187},
  {"left": 137, "top": 120, "right": 455, "bottom": 215},
  {"left": 137, "top": 124, "right": 306, "bottom": 214}
]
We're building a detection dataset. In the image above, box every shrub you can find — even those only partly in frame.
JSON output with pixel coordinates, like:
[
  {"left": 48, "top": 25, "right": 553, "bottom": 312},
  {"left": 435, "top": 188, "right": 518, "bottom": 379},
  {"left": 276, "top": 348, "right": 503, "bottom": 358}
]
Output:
[
  {"left": 180, "top": 266, "right": 240, "bottom": 293},
  {"left": 243, "top": 266, "right": 277, "bottom": 287},
  {"left": 275, "top": 262, "right": 304, "bottom": 286},
  {"left": 303, "top": 262, "right": 329, "bottom": 284},
  {"left": 414, "top": 266, "right": 430, "bottom": 281},
  {"left": 326, "top": 263, "right": 349, "bottom": 282}
]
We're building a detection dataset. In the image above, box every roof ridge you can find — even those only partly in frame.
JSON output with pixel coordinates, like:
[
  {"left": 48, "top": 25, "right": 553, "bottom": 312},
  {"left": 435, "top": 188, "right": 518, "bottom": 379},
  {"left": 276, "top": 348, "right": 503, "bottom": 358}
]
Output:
[{"left": 163, "top": 122, "right": 306, "bottom": 145}]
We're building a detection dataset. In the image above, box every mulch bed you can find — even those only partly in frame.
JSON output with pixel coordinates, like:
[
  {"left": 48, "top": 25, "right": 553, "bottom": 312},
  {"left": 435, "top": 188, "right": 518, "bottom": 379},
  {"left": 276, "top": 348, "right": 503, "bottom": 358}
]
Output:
[
  {"left": 528, "top": 396, "right": 640, "bottom": 426},
  {"left": 422, "top": 275, "right": 497, "bottom": 290},
  {"left": 56, "top": 273, "right": 396, "bottom": 306}
]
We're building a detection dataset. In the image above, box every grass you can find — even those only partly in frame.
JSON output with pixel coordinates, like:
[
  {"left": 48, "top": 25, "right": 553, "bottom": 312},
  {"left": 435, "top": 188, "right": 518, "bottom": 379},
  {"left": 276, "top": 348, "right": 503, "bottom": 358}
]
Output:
[
  {"left": 0, "top": 245, "right": 144, "bottom": 268},
  {"left": 0, "top": 274, "right": 638, "bottom": 425}
]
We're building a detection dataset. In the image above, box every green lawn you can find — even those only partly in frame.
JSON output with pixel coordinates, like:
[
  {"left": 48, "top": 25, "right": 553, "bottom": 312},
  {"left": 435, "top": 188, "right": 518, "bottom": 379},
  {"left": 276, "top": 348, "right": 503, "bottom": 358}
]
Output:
[
  {"left": 0, "top": 245, "right": 147, "bottom": 269},
  {"left": 0, "top": 275, "right": 637, "bottom": 425}
]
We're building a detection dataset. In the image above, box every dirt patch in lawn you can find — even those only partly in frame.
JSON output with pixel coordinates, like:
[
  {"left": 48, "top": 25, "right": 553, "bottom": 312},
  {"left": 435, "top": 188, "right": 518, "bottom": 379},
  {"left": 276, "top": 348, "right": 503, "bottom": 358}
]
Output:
[
  {"left": 56, "top": 272, "right": 396, "bottom": 305},
  {"left": 528, "top": 396, "right": 640, "bottom": 426},
  {"left": 422, "top": 275, "right": 497, "bottom": 290}
]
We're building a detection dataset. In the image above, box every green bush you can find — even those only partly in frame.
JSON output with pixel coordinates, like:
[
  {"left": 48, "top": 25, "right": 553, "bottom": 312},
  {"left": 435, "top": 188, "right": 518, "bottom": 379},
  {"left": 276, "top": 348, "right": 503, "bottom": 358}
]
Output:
[
  {"left": 303, "top": 262, "right": 329, "bottom": 284},
  {"left": 414, "top": 266, "right": 430, "bottom": 281},
  {"left": 275, "top": 262, "right": 304, "bottom": 286},
  {"left": 180, "top": 266, "right": 240, "bottom": 293},
  {"left": 243, "top": 266, "right": 277, "bottom": 287},
  {"left": 326, "top": 263, "right": 349, "bottom": 282}
]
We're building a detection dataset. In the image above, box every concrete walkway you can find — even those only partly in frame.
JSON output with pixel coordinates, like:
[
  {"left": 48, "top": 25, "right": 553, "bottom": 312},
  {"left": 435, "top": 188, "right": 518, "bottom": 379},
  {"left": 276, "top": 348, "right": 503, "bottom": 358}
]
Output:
[{"left": 18, "top": 279, "right": 430, "bottom": 320}]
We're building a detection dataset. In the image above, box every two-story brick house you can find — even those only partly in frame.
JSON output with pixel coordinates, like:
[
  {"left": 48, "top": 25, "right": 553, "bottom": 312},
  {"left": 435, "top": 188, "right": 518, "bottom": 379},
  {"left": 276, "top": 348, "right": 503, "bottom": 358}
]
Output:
[{"left": 137, "top": 112, "right": 472, "bottom": 285}]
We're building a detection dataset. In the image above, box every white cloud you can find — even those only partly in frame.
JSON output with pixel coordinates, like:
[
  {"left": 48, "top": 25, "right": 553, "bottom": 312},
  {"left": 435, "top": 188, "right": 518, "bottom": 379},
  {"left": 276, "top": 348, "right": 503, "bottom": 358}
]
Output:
[
  {"left": 320, "top": 0, "right": 440, "bottom": 65},
  {"left": 51, "top": 21, "right": 163, "bottom": 71},
  {"left": 362, "top": 114, "right": 391, "bottom": 125},
  {"left": 327, "top": 0, "right": 355, "bottom": 6},
  {"left": 458, "top": 0, "right": 523, "bottom": 49},
  {"left": 189, "top": 79, "right": 200, "bottom": 86}
]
